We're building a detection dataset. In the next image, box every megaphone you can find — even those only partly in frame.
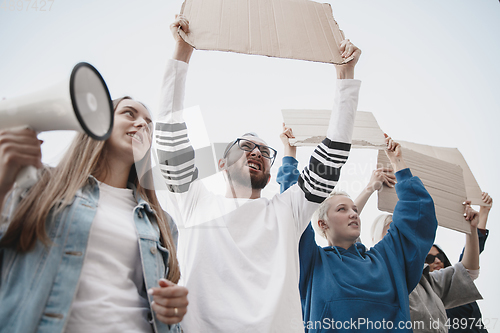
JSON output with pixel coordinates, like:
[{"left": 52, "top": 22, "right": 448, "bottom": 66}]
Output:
[{"left": 0, "top": 62, "right": 114, "bottom": 188}]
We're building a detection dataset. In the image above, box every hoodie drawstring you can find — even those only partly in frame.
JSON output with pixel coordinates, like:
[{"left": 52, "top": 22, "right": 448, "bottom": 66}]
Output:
[
  {"left": 354, "top": 245, "right": 366, "bottom": 260},
  {"left": 332, "top": 246, "right": 343, "bottom": 261}
]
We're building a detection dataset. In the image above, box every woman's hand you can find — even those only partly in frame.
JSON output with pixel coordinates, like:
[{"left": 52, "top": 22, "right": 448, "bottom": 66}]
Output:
[
  {"left": 461, "top": 200, "right": 480, "bottom": 270},
  {"left": 148, "top": 279, "right": 189, "bottom": 325},
  {"left": 354, "top": 167, "right": 395, "bottom": 214},
  {"left": 366, "top": 167, "right": 396, "bottom": 192},
  {"left": 384, "top": 134, "right": 407, "bottom": 172},
  {"left": 478, "top": 192, "right": 492, "bottom": 229},
  {"left": 279, "top": 123, "right": 296, "bottom": 159},
  {"left": 463, "top": 200, "right": 479, "bottom": 229},
  {"left": 0, "top": 128, "right": 42, "bottom": 200},
  {"left": 480, "top": 192, "right": 492, "bottom": 212}
]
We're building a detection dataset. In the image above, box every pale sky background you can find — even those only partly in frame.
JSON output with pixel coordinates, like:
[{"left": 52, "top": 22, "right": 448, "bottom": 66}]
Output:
[{"left": 1, "top": 0, "right": 500, "bottom": 329}]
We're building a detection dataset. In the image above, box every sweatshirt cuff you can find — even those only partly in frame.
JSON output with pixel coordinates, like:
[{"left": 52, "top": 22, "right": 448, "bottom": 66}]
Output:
[
  {"left": 282, "top": 156, "right": 299, "bottom": 167},
  {"left": 478, "top": 228, "right": 488, "bottom": 236},
  {"left": 336, "top": 79, "right": 362, "bottom": 86},
  {"left": 395, "top": 168, "right": 412, "bottom": 182},
  {"left": 466, "top": 267, "right": 480, "bottom": 281},
  {"left": 169, "top": 58, "right": 190, "bottom": 70}
]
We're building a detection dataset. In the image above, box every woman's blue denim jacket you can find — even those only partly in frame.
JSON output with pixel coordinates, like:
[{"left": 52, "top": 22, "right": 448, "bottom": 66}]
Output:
[{"left": 0, "top": 177, "right": 181, "bottom": 333}]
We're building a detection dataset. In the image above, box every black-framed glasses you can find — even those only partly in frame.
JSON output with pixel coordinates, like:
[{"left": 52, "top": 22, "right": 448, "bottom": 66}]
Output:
[
  {"left": 425, "top": 253, "right": 446, "bottom": 264},
  {"left": 224, "top": 138, "right": 277, "bottom": 165}
]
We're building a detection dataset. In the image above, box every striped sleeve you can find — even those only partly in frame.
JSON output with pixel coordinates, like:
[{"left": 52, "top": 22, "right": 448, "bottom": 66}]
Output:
[
  {"left": 155, "top": 122, "right": 198, "bottom": 193},
  {"left": 154, "top": 59, "right": 198, "bottom": 193},
  {"left": 297, "top": 79, "right": 361, "bottom": 203}
]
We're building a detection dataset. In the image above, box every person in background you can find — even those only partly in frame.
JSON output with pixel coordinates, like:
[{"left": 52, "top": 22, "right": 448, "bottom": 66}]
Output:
[
  {"left": 367, "top": 184, "right": 484, "bottom": 333},
  {"left": 446, "top": 192, "right": 492, "bottom": 333},
  {"left": 278, "top": 130, "right": 438, "bottom": 332},
  {"left": 0, "top": 96, "right": 188, "bottom": 333}
]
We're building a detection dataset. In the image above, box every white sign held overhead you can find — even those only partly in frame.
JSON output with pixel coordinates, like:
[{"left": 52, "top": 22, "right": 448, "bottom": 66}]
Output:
[
  {"left": 179, "top": 0, "right": 353, "bottom": 64},
  {"left": 281, "top": 109, "right": 386, "bottom": 148},
  {"left": 281, "top": 108, "right": 485, "bottom": 233}
]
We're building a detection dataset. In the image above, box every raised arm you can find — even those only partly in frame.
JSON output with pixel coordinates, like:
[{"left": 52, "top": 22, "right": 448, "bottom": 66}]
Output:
[
  {"left": 277, "top": 124, "right": 300, "bottom": 194},
  {"left": 354, "top": 167, "right": 395, "bottom": 214},
  {"left": 354, "top": 134, "right": 400, "bottom": 213},
  {"left": 297, "top": 40, "right": 361, "bottom": 203},
  {"left": 376, "top": 135, "right": 438, "bottom": 291},
  {"left": 155, "top": 15, "right": 197, "bottom": 193},
  {"left": 458, "top": 192, "right": 492, "bottom": 261},
  {"left": 477, "top": 192, "right": 492, "bottom": 230},
  {"left": 280, "top": 123, "right": 297, "bottom": 160},
  {"left": 460, "top": 201, "right": 480, "bottom": 271},
  {"left": 427, "top": 203, "right": 483, "bottom": 309},
  {"left": 384, "top": 133, "right": 408, "bottom": 172},
  {"left": 172, "top": 15, "right": 193, "bottom": 64}
]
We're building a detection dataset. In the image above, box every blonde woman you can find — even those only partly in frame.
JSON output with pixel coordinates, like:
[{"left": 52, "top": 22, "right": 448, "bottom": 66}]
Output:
[
  {"left": 279, "top": 134, "right": 438, "bottom": 332},
  {"left": 0, "top": 97, "right": 187, "bottom": 333}
]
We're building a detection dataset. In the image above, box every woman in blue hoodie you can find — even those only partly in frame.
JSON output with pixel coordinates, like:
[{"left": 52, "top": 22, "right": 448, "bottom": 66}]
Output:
[{"left": 278, "top": 128, "right": 438, "bottom": 332}]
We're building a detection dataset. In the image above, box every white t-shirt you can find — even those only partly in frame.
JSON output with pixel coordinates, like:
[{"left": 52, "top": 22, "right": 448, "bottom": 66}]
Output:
[
  {"left": 159, "top": 180, "right": 318, "bottom": 333},
  {"left": 64, "top": 182, "right": 153, "bottom": 333}
]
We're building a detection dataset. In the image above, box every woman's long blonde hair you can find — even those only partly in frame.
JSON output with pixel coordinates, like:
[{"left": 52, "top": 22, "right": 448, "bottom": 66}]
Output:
[{"left": 0, "top": 97, "right": 180, "bottom": 283}]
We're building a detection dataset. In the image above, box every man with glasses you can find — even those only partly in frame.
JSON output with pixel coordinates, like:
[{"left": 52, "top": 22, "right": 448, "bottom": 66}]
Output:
[
  {"left": 154, "top": 16, "right": 361, "bottom": 333},
  {"left": 218, "top": 133, "right": 277, "bottom": 198}
]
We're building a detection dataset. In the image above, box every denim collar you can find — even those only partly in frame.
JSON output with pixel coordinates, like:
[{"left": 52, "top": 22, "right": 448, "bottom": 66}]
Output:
[{"left": 127, "top": 181, "right": 153, "bottom": 214}]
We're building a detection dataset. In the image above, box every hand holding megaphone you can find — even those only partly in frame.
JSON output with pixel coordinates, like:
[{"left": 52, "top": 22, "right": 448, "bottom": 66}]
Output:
[
  {"left": 0, "top": 128, "right": 42, "bottom": 197},
  {"left": 0, "top": 62, "right": 114, "bottom": 188}
]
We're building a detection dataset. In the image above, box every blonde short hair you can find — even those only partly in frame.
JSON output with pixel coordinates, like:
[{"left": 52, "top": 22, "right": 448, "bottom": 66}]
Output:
[{"left": 312, "top": 190, "right": 350, "bottom": 239}]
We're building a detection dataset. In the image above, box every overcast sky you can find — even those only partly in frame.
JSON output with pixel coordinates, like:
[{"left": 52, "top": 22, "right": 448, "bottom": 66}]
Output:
[{"left": 1, "top": 0, "right": 499, "bottom": 328}]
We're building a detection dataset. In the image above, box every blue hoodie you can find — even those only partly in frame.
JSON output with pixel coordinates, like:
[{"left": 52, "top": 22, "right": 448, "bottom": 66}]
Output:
[{"left": 278, "top": 157, "right": 438, "bottom": 332}]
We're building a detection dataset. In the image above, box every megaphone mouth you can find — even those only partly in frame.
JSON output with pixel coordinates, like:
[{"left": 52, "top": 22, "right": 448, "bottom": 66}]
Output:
[
  {"left": 86, "top": 92, "right": 98, "bottom": 112},
  {"left": 70, "top": 62, "right": 114, "bottom": 141}
]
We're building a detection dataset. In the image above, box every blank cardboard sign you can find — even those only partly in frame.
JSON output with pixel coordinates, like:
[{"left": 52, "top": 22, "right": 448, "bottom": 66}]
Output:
[
  {"left": 282, "top": 109, "right": 483, "bottom": 233},
  {"left": 377, "top": 148, "right": 470, "bottom": 234},
  {"left": 281, "top": 109, "right": 386, "bottom": 148},
  {"left": 179, "top": 0, "right": 353, "bottom": 64},
  {"left": 398, "top": 141, "right": 486, "bottom": 207}
]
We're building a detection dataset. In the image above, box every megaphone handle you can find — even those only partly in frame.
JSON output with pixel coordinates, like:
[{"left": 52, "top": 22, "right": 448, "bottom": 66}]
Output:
[{"left": 15, "top": 165, "right": 39, "bottom": 189}]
